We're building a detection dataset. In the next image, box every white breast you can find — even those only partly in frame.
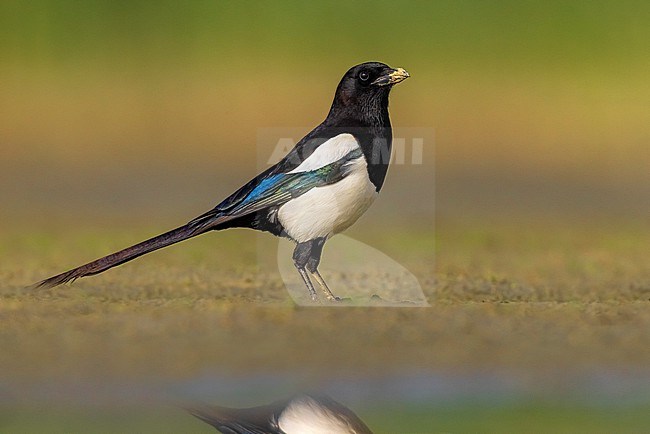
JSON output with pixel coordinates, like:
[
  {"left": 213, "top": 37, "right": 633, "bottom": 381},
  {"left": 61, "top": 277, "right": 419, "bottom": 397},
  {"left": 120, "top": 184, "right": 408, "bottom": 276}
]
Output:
[
  {"left": 277, "top": 134, "right": 377, "bottom": 243},
  {"left": 278, "top": 396, "right": 356, "bottom": 434}
]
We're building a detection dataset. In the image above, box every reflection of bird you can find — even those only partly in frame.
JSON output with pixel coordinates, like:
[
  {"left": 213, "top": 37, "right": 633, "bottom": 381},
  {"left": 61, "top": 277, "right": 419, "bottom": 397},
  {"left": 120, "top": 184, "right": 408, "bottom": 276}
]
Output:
[
  {"left": 32, "top": 62, "right": 409, "bottom": 301},
  {"left": 189, "top": 394, "right": 374, "bottom": 434}
]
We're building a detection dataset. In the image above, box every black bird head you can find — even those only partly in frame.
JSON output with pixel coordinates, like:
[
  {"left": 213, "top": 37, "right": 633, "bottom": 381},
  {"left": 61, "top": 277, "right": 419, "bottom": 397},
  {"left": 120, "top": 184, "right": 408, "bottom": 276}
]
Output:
[{"left": 327, "top": 62, "right": 409, "bottom": 128}]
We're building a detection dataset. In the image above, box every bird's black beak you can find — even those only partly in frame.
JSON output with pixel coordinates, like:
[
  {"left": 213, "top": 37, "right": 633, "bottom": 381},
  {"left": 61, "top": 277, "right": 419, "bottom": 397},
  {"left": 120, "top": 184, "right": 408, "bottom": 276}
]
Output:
[{"left": 371, "top": 67, "right": 410, "bottom": 87}]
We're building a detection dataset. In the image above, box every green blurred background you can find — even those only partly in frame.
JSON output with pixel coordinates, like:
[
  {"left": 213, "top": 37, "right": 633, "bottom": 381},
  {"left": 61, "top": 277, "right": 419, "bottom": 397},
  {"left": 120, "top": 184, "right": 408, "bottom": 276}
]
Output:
[
  {"left": 1, "top": 0, "right": 648, "bottom": 222},
  {"left": 1, "top": 1, "right": 649, "bottom": 432}
]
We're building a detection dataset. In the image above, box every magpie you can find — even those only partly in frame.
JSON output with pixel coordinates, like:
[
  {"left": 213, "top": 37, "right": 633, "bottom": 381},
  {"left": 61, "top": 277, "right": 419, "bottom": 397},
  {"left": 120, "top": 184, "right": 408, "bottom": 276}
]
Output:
[
  {"left": 189, "top": 393, "right": 374, "bottom": 434},
  {"left": 32, "top": 62, "right": 409, "bottom": 301}
]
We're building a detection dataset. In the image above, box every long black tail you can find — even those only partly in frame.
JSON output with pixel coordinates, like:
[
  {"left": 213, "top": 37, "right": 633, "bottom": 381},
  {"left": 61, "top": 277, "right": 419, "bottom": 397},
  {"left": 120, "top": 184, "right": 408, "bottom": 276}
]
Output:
[{"left": 31, "top": 219, "right": 217, "bottom": 289}]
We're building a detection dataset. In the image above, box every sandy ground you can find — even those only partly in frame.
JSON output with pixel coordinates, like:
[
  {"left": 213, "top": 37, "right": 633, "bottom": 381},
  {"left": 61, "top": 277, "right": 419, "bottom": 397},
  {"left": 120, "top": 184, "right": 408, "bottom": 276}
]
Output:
[
  {"left": 1, "top": 217, "right": 649, "bottom": 432},
  {"left": 2, "top": 218, "right": 649, "bottom": 380}
]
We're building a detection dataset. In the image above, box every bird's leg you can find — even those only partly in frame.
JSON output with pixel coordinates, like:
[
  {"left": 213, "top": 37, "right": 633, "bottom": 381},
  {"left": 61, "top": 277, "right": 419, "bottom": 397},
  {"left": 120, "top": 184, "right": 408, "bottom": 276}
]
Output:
[
  {"left": 306, "top": 238, "right": 340, "bottom": 302},
  {"left": 309, "top": 267, "right": 339, "bottom": 301},
  {"left": 296, "top": 267, "right": 318, "bottom": 301},
  {"left": 293, "top": 242, "right": 318, "bottom": 301}
]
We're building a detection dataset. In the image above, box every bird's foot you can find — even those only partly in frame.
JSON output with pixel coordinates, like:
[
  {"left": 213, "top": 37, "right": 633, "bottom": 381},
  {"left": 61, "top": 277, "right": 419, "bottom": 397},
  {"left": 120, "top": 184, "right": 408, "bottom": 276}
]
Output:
[{"left": 325, "top": 294, "right": 341, "bottom": 302}]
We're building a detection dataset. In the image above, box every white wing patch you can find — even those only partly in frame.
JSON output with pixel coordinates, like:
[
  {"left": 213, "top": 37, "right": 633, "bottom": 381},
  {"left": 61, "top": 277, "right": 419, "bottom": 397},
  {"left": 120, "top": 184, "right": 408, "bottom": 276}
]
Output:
[
  {"left": 278, "top": 396, "right": 356, "bottom": 434},
  {"left": 289, "top": 133, "right": 361, "bottom": 173}
]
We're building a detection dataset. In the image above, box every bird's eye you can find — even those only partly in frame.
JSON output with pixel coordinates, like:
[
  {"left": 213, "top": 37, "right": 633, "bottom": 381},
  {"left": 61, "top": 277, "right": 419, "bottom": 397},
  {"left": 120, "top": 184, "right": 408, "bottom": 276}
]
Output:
[{"left": 358, "top": 71, "right": 370, "bottom": 82}]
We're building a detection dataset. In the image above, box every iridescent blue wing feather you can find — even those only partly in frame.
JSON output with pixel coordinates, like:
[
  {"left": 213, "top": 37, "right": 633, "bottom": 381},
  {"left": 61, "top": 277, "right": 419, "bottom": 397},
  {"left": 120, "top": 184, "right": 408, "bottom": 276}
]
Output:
[{"left": 188, "top": 147, "right": 362, "bottom": 229}]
